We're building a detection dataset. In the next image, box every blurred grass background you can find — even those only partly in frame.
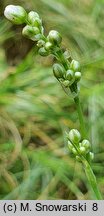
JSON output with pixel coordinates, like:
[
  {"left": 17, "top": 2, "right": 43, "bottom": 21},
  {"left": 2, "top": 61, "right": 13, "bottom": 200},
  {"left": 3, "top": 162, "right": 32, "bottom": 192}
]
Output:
[{"left": 0, "top": 0, "right": 104, "bottom": 199}]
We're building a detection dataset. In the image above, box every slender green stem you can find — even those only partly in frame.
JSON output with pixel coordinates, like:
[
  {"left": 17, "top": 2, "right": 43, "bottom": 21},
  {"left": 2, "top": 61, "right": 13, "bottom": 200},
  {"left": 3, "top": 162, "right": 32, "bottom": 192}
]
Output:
[
  {"left": 69, "top": 82, "right": 86, "bottom": 139},
  {"left": 74, "top": 96, "right": 86, "bottom": 139},
  {"left": 82, "top": 158, "right": 102, "bottom": 200}
]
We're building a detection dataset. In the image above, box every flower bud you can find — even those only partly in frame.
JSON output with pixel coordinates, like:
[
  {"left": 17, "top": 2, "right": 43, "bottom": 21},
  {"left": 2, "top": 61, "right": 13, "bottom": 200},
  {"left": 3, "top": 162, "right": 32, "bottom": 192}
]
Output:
[
  {"left": 53, "top": 63, "right": 65, "bottom": 79},
  {"left": 68, "top": 129, "right": 81, "bottom": 144},
  {"left": 62, "top": 80, "right": 70, "bottom": 87},
  {"left": 47, "top": 30, "right": 62, "bottom": 45},
  {"left": 79, "top": 142, "right": 82, "bottom": 148},
  {"left": 45, "top": 42, "right": 53, "bottom": 51},
  {"left": 4, "top": 5, "right": 27, "bottom": 24},
  {"left": 72, "top": 147, "right": 77, "bottom": 155},
  {"left": 75, "top": 72, "right": 81, "bottom": 82},
  {"left": 38, "top": 47, "right": 49, "bottom": 56},
  {"left": 79, "top": 146, "right": 86, "bottom": 155},
  {"left": 40, "top": 26, "right": 44, "bottom": 34},
  {"left": 63, "top": 50, "right": 71, "bottom": 60},
  {"left": 34, "top": 34, "right": 43, "bottom": 41},
  {"left": 37, "top": 39, "right": 45, "bottom": 48},
  {"left": 66, "top": 69, "right": 74, "bottom": 81},
  {"left": 27, "top": 11, "right": 42, "bottom": 28},
  {"left": 27, "top": 11, "right": 39, "bottom": 26},
  {"left": 70, "top": 59, "right": 81, "bottom": 72},
  {"left": 82, "top": 139, "right": 90, "bottom": 151},
  {"left": 89, "top": 152, "right": 94, "bottom": 161},
  {"left": 68, "top": 140, "right": 73, "bottom": 151},
  {"left": 22, "top": 25, "right": 40, "bottom": 41}
]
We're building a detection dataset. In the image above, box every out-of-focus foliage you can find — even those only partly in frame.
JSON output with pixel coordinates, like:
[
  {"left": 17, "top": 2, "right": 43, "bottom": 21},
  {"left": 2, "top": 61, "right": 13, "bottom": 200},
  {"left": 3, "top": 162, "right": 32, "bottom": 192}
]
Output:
[{"left": 0, "top": 0, "right": 104, "bottom": 199}]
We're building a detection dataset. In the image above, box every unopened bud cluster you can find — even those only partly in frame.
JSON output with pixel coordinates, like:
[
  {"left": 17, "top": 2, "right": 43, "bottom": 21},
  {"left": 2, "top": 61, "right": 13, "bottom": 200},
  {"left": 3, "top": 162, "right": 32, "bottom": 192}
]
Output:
[
  {"left": 67, "top": 129, "right": 94, "bottom": 163},
  {"left": 4, "top": 5, "right": 44, "bottom": 41},
  {"left": 37, "top": 30, "right": 62, "bottom": 56},
  {"left": 4, "top": 5, "right": 81, "bottom": 95},
  {"left": 22, "top": 11, "right": 44, "bottom": 42},
  {"left": 53, "top": 59, "right": 81, "bottom": 89}
]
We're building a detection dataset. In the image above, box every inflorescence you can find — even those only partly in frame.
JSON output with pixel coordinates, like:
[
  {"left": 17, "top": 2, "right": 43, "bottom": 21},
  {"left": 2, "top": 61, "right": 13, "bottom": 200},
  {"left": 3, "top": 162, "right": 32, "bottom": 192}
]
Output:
[
  {"left": 4, "top": 5, "right": 81, "bottom": 96},
  {"left": 4, "top": 5, "right": 94, "bottom": 164},
  {"left": 67, "top": 129, "right": 94, "bottom": 163}
]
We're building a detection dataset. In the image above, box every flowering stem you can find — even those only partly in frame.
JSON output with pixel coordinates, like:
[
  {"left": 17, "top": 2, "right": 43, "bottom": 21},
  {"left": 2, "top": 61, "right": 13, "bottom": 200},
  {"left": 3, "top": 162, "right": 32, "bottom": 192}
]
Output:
[
  {"left": 74, "top": 96, "right": 86, "bottom": 139},
  {"left": 68, "top": 81, "right": 86, "bottom": 139},
  {"left": 4, "top": 5, "right": 102, "bottom": 199}
]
